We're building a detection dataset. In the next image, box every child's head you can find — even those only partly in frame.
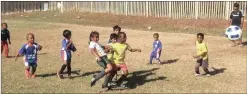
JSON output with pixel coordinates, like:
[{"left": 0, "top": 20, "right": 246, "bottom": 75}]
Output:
[
  {"left": 63, "top": 29, "right": 72, "bottom": 39},
  {"left": 117, "top": 32, "right": 127, "bottom": 43},
  {"left": 113, "top": 25, "right": 121, "bottom": 34},
  {"left": 233, "top": 3, "right": 240, "bottom": 11},
  {"left": 1, "top": 22, "right": 8, "bottom": 29},
  {"left": 90, "top": 31, "right": 100, "bottom": 42},
  {"left": 26, "top": 33, "right": 35, "bottom": 44},
  {"left": 153, "top": 33, "right": 159, "bottom": 41},
  {"left": 197, "top": 33, "right": 204, "bottom": 43},
  {"left": 110, "top": 33, "right": 118, "bottom": 43}
]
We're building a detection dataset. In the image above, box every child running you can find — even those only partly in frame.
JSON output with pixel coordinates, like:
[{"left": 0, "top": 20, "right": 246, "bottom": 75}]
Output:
[
  {"left": 193, "top": 33, "right": 210, "bottom": 77},
  {"left": 111, "top": 32, "right": 141, "bottom": 86},
  {"left": 149, "top": 33, "right": 162, "bottom": 64},
  {"left": 89, "top": 31, "right": 114, "bottom": 89},
  {"left": 15, "top": 33, "right": 42, "bottom": 78},
  {"left": 228, "top": 3, "right": 245, "bottom": 47},
  {"left": 1, "top": 22, "right": 11, "bottom": 58},
  {"left": 57, "top": 29, "right": 80, "bottom": 79}
]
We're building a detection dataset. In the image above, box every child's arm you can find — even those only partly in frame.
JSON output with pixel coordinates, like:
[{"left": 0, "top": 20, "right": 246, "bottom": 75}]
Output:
[
  {"left": 90, "top": 48, "right": 101, "bottom": 61},
  {"left": 71, "top": 43, "right": 80, "bottom": 56},
  {"left": 7, "top": 30, "right": 11, "bottom": 44},
  {"left": 229, "top": 12, "right": 233, "bottom": 27},
  {"left": 240, "top": 12, "right": 244, "bottom": 29},
  {"left": 126, "top": 43, "right": 141, "bottom": 52},
  {"left": 15, "top": 45, "right": 25, "bottom": 61}
]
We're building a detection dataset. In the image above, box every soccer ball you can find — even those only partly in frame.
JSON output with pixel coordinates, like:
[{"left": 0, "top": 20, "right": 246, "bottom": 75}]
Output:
[{"left": 225, "top": 26, "right": 242, "bottom": 40}]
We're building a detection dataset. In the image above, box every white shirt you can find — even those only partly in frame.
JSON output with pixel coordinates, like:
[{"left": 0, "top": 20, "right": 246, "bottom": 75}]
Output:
[{"left": 89, "top": 41, "right": 107, "bottom": 57}]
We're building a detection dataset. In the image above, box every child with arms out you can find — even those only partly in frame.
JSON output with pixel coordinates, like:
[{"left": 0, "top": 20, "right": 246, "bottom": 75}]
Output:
[{"left": 15, "top": 33, "right": 42, "bottom": 78}]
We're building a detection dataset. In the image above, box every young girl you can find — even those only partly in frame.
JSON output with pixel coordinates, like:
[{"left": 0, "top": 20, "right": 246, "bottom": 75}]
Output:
[
  {"left": 15, "top": 33, "right": 42, "bottom": 78},
  {"left": 57, "top": 29, "right": 80, "bottom": 79},
  {"left": 1, "top": 22, "right": 11, "bottom": 58},
  {"left": 89, "top": 31, "right": 114, "bottom": 89}
]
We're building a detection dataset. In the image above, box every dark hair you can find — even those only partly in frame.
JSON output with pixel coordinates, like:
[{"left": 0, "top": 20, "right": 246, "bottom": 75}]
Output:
[
  {"left": 1, "top": 22, "right": 8, "bottom": 28},
  {"left": 153, "top": 33, "right": 159, "bottom": 38},
  {"left": 197, "top": 33, "right": 204, "bottom": 39},
  {"left": 89, "top": 31, "right": 99, "bottom": 42},
  {"left": 118, "top": 32, "right": 126, "bottom": 39},
  {"left": 26, "top": 33, "right": 35, "bottom": 40},
  {"left": 113, "top": 25, "right": 121, "bottom": 31},
  {"left": 110, "top": 33, "right": 118, "bottom": 40},
  {"left": 234, "top": 3, "right": 239, "bottom": 8},
  {"left": 63, "top": 29, "right": 71, "bottom": 38}
]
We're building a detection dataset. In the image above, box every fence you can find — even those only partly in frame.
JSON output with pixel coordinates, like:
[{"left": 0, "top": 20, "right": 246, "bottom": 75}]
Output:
[
  {"left": 49, "top": 1, "right": 247, "bottom": 20},
  {"left": 1, "top": 1, "right": 247, "bottom": 20},
  {"left": 1, "top": 1, "right": 47, "bottom": 14}
]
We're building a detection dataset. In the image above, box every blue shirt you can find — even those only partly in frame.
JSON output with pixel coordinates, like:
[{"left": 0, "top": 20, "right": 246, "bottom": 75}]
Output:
[
  {"left": 61, "top": 39, "right": 77, "bottom": 58},
  {"left": 19, "top": 43, "right": 40, "bottom": 63},
  {"left": 152, "top": 40, "right": 162, "bottom": 53}
]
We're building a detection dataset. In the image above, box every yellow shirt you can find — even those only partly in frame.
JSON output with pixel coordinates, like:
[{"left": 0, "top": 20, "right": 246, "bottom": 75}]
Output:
[
  {"left": 112, "top": 43, "right": 130, "bottom": 64},
  {"left": 107, "top": 43, "right": 114, "bottom": 61},
  {"left": 196, "top": 41, "right": 208, "bottom": 60}
]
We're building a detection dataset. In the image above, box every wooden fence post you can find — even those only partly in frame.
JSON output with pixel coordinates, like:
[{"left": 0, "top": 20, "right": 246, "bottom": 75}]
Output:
[
  {"left": 195, "top": 1, "right": 199, "bottom": 19},
  {"left": 146, "top": 1, "right": 148, "bottom": 17},
  {"left": 225, "top": 1, "right": 229, "bottom": 20},
  {"left": 169, "top": 1, "right": 171, "bottom": 18}
]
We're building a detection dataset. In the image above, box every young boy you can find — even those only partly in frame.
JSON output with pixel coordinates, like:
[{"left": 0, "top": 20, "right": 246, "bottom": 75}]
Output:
[
  {"left": 108, "top": 25, "right": 121, "bottom": 43},
  {"left": 1, "top": 22, "right": 11, "bottom": 58},
  {"left": 111, "top": 32, "right": 141, "bottom": 86},
  {"left": 149, "top": 33, "right": 162, "bottom": 64},
  {"left": 193, "top": 33, "right": 210, "bottom": 77},
  {"left": 229, "top": 3, "right": 245, "bottom": 47},
  {"left": 89, "top": 31, "right": 114, "bottom": 89},
  {"left": 15, "top": 33, "right": 42, "bottom": 78},
  {"left": 57, "top": 29, "right": 80, "bottom": 79}
]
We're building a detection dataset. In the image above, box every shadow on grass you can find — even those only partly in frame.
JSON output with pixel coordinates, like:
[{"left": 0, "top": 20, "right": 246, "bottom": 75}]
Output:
[
  {"left": 242, "top": 41, "right": 247, "bottom": 46},
  {"left": 161, "top": 59, "right": 179, "bottom": 64},
  {"left": 120, "top": 68, "right": 167, "bottom": 89},
  {"left": 210, "top": 67, "right": 227, "bottom": 76},
  {"left": 36, "top": 70, "right": 100, "bottom": 79}
]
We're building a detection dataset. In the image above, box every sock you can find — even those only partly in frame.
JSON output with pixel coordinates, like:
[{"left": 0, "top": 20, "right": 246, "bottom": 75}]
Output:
[
  {"left": 31, "top": 64, "right": 37, "bottom": 75},
  {"left": 94, "top": 70, "right": 106, "bottom": 81},
  {"left": 195, "top": 70, "right": 200, "bottom": 74},
  {"left": 59, "top": 64, "right": 67, "bottom": 74},
  {"left": 102, "top": 74, "right": 111, "bottom": 87},
  {"left": 203, "top": 68, "right": 210, "bottom": 74}
]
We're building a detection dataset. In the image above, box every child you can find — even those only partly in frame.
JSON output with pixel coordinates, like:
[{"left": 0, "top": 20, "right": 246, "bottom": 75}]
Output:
[
  {"left": 89, "top": 31, "right": 114, "bottom": 89},
  {"left": 149, "top": 33, "right": 162, "bottom": 64},
  {"left": 57, "top": 29, "right": 80, "bottom": 79},
  {"left": 1, "top": 22, "right": 11, "bottom": 58},
  {"left": 108, "top": 25, "right": 121, "bottom": 43},
  {"left": 111, "top": 32, "right": 141, "bottom": 86},
  {"left": 228, "top": 3, "right": 245, "bottom": 47},
  {"left": 193, "top": 33, "right": 210, "bottom": 77},
  {"left": 15, "top": 33, "right": 42, "bottom": 78}
]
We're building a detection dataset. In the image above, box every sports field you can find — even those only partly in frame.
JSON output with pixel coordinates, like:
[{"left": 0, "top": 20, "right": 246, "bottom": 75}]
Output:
[{"left": 1, "top": 12, "right": 247, "bottom": 93}]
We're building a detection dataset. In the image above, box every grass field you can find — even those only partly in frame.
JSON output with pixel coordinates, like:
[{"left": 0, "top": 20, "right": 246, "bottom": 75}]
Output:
[{"left": 1, "top": 12, "right": 247, "bottom": 93}]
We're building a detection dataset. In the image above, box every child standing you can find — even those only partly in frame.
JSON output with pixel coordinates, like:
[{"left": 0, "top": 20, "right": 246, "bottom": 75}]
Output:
[
  {"left": 108, "top": 25, "right": 121, "bottom": 43},
  {"left": 89, "top": 31, "right": 114, "bottom": 89},
  {"left": 193, "top": 33, "right": 210, "bottom": 77},
  {"left": 1, "top": 22, "right": 11, "bottom": 58},
  {"left": 228, "top": 3, "right": 245, "bottom": 47},
  {"left": 111, "top": 32, "right": 141, "bottom": 86},
  {"left": 57, "top": 29, "right": 80, "bottom": 79},
  {"left": 15, "top": 33, "right": 42, "bottom": 78},
  {"left": 149, "top": 33, "right": 162, "bottom": 64}
]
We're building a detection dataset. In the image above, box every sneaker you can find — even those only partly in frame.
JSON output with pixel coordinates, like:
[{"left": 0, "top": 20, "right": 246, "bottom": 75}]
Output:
[
  {"left": 90, "top": 77, "right": 96, "bottom": 87},
  {"left": 57, "top": 72, "right": 64, "bottom": 79},
  {"left": 206, "top": 74, "right": 211, "bottom": 77},
  {"left": 195, "top": 74, "right": 200, "bottom": 77},
  {"left": 31, "top": 74, "right": 36, "bottom": 78}
]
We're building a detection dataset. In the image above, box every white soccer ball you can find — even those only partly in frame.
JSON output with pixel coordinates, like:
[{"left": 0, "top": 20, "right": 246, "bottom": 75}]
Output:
[{"left": 225, "top": 26, "right": 242, "bottom": 40}]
